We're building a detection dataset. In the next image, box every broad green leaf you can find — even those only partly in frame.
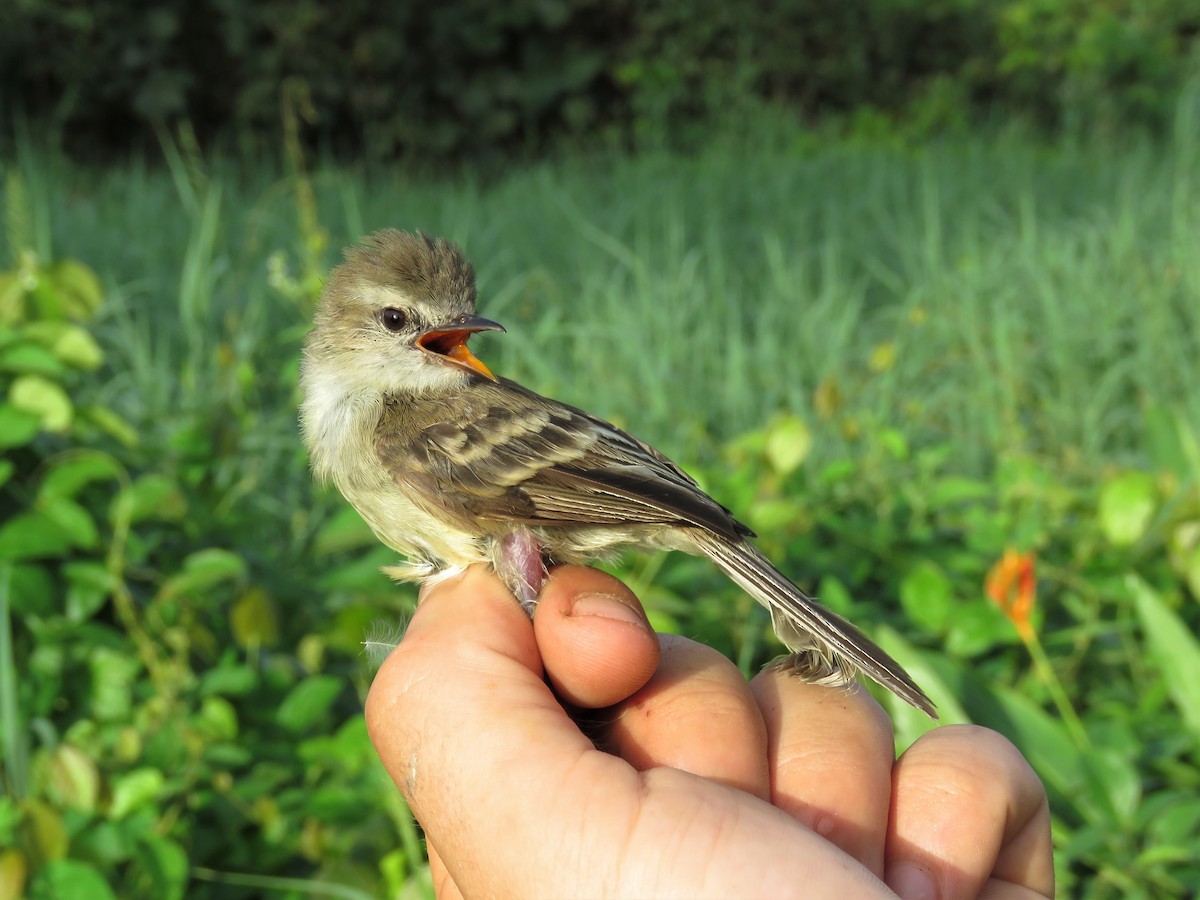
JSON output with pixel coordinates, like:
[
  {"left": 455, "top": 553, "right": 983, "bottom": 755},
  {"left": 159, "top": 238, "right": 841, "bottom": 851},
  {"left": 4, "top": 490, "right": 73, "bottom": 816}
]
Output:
[
  {"left": 1144, "top": 792, "right": 1200, "bottom": 848},
  {"left": 313, "top": 502, "right": 376, "bottom": 556},
  {"left": 28, "top": 859, "right": 116, "bottom": 900},
  {"left": 196, "top": 696, "right": 238, "bottom": 742},
  {"left": 89, "top": 646, "right": 140, "bottom": 722},
  {"left": 0, "top": 341, "right": 64, "bottom": 377},
  {"left": 0, "top": 510, "right": 74, "bottom": 560},
  {"left": 109, "top": 768, "right": 164, "bottom": 820},
  {"left": 0, "top": 848, "right": 27, "bottom": 900},
  {"left": 0, "top": 459, "right": 14, "bottom": 489},
  {"left": 18, "top": 799, "right": 68, "bottom": 862},
  {"left": 52, "top": 325, "right": 104, "bottom": 370},
  {"left": 0, "top": 402, "right": 41, "bottom": 448},
  {"left": 899, "top": 561, "right": 953, "bottom": 633},
  {"left": 132, "top": 834, "right": 187, "bottom": 900},
  {"left": 1130, "top": 574, "right": 1200, "bottom": 735},
  {"left": 37, "top": 497, "right": 98, "bottom": 550},
  {"left": 230, "top": 586, "right": 279, "bottom": 648},
  {"left": 44, "top": 259, "right": 104, "bottom": 320},
  {"left": 746, "top": 496, "right": 805, "bottom": 534},
  {"left": 38, "top": 744, "right": 100, "bottom": 813},
  {"left": 198, "top": 661, "right": 258, "bottom": 697},
  {"left": 110, "top": 473, "right": 186, "bottom": 525},
  {"left": 159, "top": 548, "right": 247, "bottom": 599},
  {"left": 277, "top": 675, "right": 344, "bottom": 733},
  {"left": 1098, "top": 471, "right": 1157, "bottom": 546},
  {"left": 8, "top": 374, "right": 72, "bottom": 433},
  {"left": 764, "top": 415, "right": 812, "bottom": 476},
  {"left": 39, "top": 451, "right": 123, "bottom": 501},
  {"left": 945, "top": 599, "right": 1013, "bottom": 656}
]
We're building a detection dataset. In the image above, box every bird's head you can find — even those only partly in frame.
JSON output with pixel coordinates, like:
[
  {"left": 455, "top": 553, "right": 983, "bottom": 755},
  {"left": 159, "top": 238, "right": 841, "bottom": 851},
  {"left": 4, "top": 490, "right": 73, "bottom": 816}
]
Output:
[{"left": 301, "top": 230, "right": 505, "bottom": 402}]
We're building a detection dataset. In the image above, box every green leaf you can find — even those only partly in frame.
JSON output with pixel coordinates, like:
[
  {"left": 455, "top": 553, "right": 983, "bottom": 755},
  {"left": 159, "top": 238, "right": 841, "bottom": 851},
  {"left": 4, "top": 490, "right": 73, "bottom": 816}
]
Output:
[
  {"left": 926, "top": 476, "right": 992, "bottom": 507},
  {"left": 111, "top": 474, "right": 185, "bottom": 525},
  {"left": 198, "top": 661, "right": 258, "bottom": 697},
  {"left": 19, "top": 799, "right": 68, "bottom": 864},
  {"left": 944, "top": 599, "right": 1013, "bottom": 656},
  {"left": 8, "top": 374, "right": 73, "bottom": 433},
  {"left": 0, "top": 848, "right": 26, "bottom": 900},
  {"left": 0, "top": 402, "right": 41, "bottom": 448},
  {"left": 159, "top": 548, "right": 246, "bottom": 599},
  {"left": 230, "top": 586, "right": 279, "bottom": 648},
  {"left": 0, "top": 341, "right": 64, "bottom": 377},
  {"left": 52, "top": 325, "right": 104, "bottom": 370},
  {"left": 89, "top": 646, "right": 140, "bottom": 722},
  {"left": 80, "top": 404, "right": 139, "bottom": 448},
  {"left": 1130, "top": 574, "right": 1200, "bottom": 735},
  {"left": 1098, "top": 471, "right": 1157, "bottom": 546},
  {"left": 313, "top": 503, "right": 377, "bottom": 556},
  {"left": 0, "top": 459, "right": 14, "bottom": 489},
  {"left": 764, "top": 415, "right": 812, "bottom": 476},
  {"left": 37, "top": 497, "right": 98, "bottom": 550},
  {"left": 37, "top": 744, "right": 100, "bottom": 813},
  {"left": 132, "top": 834, "right": 187, "bottom": 900},
  {"left": 28, "top": 859, "right": 116, "bottom": 900},
  {"left": 899, "top": 561, "right": 954, "bottom": 633},
  {"left": 44, "top": 259, "right": 105, "bottom": 320},
  {"left": 196, "top": 696, "right": 238, "bottom": 742},
  {"left": 109, "top": 768, "right": 164, "bottom": 820},
  {"left": 0, "top": 511, "right": 75, "bottom": 560},
  {"left": 39, "top": 451, "right": 123, "bottom": 501},
  {"left": 276, "top": 675, "right": 344, "bottom": 733}
]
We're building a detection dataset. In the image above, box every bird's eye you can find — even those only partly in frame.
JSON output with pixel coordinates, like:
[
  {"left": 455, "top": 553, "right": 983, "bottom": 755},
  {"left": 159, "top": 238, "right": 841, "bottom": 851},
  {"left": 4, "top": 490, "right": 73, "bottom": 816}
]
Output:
[{"left": 379, "top": 307, "right": 408, "bottom": 332}]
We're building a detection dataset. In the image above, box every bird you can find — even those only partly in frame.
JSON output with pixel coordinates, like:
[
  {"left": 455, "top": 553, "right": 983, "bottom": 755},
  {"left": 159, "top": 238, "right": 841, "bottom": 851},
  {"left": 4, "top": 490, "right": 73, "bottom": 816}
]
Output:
[{"left": 299, "top": 229, "right": 935, "bottom": 717}]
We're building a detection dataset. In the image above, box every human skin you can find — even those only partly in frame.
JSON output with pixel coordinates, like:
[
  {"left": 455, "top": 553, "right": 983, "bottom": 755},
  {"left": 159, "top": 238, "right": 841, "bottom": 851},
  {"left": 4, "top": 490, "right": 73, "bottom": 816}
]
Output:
[{"left": 365, "top": 565, "right": 1054, "bottom": 899}]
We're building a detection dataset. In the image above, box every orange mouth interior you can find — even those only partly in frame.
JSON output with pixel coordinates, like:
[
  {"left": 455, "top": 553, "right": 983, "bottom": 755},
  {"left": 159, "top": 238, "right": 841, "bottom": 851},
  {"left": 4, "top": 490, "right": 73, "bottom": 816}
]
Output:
[{"left": 418, "top": 330, "right": 497, "bottom": 381}]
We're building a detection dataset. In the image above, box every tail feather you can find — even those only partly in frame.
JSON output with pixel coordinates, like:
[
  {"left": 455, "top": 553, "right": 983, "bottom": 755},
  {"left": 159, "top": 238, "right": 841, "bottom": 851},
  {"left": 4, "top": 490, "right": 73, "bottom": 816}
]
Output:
[{"left": 692, "top": 532, "right": 936, "bottom": 717}]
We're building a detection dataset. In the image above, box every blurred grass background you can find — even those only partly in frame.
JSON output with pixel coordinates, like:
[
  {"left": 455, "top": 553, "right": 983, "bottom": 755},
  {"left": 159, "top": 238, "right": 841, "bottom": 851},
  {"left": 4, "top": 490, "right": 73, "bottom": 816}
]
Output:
[{"left": 3, "top": 1, "right": 1200, "bottom": 897}]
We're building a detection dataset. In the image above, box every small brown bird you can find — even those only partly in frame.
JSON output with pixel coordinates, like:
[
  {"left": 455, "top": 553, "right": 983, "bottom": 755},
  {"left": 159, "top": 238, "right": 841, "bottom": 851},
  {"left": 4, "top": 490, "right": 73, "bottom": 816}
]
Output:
[{"left": 300, "top": 229, "right": 934, "bottom": 716}]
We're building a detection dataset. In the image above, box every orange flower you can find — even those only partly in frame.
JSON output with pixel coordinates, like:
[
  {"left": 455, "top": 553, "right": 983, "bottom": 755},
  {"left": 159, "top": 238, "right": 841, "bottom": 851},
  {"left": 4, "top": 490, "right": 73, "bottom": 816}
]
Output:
[{"left": 985, "top": 550, "right": 1036, "bottom": 641}]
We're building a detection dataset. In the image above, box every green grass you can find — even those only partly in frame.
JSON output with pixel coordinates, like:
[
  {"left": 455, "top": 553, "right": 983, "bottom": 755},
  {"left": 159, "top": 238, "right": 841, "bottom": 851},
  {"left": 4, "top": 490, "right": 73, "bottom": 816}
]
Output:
[
  {"left": 3, "top": 109, "right": 1200, "bottom": 897},
  {"left": 8, "top": 118, "right": 1199, "bottom": 480}
]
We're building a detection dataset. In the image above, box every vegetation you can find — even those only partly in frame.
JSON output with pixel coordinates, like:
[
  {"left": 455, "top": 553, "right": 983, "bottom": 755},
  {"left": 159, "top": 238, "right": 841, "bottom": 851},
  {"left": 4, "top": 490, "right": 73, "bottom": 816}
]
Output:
[
  {"left": 5, "top": 0, "right": 1200, "bottom": 158},
  {"left": 1, "top": 105, "right": 1199, "bottom": 897}
]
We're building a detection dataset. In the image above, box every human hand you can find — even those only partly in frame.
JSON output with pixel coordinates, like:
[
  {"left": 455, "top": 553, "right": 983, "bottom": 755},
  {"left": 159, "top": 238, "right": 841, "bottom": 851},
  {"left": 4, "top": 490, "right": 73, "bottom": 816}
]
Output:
[{"left": 366, "top": 565, "right": 1053, "bottom": 899}]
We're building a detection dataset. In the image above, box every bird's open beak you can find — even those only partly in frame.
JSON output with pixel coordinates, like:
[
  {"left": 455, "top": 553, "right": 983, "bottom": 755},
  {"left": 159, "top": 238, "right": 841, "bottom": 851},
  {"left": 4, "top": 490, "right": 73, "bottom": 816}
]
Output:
[{"left": 417, "top": 315, "right": 506, "bottom": 381}]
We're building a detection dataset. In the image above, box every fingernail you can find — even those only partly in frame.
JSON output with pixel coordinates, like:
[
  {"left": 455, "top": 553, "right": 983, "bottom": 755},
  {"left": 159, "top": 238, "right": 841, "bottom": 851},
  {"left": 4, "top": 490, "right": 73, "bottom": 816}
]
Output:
[
  {"left": 567, "top": 591, "right": 646, "bottom": 628},
  {"left": 889, "top": 862, "right": 937, "bottom": 900}
]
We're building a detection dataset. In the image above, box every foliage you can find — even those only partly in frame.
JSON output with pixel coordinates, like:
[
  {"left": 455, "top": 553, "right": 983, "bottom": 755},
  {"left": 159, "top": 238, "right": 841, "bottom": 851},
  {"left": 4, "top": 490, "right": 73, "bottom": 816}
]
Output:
[
  {"left": 0, "top": 171, "right": 425, "bottom": 897},
  {"left": 5, "top": 1, "right": 1200, "bottom": 158},
  {"left": 1, "top": 119, "right": 1199, "bottom": 895}
]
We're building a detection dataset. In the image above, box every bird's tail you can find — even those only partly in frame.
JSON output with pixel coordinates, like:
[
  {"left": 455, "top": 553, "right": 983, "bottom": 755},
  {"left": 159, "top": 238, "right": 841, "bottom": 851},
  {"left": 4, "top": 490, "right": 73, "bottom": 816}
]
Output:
[{"left": 692, "top": 532, "right": 936, "bottom": 717}]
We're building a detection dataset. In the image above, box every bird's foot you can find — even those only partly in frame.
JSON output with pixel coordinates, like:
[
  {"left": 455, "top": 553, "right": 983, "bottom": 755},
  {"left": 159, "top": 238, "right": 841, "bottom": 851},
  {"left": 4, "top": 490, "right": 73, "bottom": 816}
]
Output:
[{"left": 496, "top": 528, "right": 547, "bottom": 613}]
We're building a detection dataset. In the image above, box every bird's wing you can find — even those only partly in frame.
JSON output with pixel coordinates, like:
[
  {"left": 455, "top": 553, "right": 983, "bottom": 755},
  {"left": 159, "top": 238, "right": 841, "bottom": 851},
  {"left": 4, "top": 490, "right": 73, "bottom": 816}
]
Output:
[{"left": 374, "top": 378, "right": 753, "bottom": 541}]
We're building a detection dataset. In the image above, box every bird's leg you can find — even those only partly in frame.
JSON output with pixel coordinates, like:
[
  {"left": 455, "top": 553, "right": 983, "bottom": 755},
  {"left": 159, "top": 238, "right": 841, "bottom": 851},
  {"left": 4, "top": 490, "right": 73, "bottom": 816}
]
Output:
[{"left": 495, "top": 528, "right": 548, "bottom": 613}]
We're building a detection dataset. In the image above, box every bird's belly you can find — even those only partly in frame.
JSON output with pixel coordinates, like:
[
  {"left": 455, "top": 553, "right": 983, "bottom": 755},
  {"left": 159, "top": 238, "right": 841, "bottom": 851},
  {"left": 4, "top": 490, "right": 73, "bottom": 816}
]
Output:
[{"left": 334, "top": 469, "right": 487, "bottom": 574}]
